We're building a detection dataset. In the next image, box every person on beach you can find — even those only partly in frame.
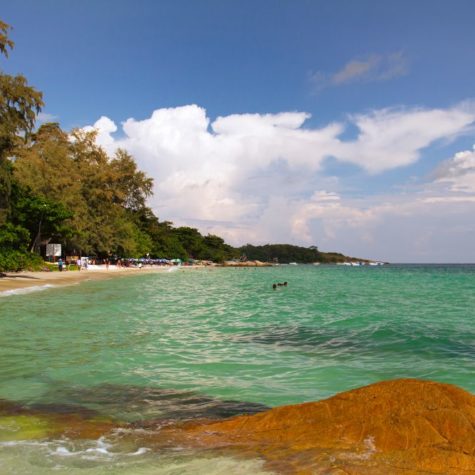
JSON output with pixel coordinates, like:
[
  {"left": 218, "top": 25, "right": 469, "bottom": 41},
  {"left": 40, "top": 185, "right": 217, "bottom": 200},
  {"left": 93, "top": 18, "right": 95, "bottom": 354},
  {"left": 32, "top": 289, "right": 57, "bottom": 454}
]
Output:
[
  {"left": 58, "top": 258, "right": 63, "bottom": 272},
  {"left": 105, "top": 258, "right": 109, "bottom": 270},
  {"left": 77, "top": 258, "right": 81, "bottom": 271}
]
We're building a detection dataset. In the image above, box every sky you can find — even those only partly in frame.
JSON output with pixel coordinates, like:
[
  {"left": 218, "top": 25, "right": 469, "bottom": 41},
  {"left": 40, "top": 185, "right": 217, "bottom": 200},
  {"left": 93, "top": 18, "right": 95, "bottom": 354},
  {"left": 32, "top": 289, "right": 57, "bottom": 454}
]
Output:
[{"left": 2, "top": 0, "right": 475, "bottom": 262}]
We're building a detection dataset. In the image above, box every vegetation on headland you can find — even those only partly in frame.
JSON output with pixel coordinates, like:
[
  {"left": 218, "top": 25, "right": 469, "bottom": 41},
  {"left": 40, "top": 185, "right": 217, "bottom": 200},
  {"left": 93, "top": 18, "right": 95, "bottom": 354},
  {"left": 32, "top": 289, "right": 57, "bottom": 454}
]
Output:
[
  {"left": 0, "top": 20, "right": 361, "bottom": 272},
  {"left": 239, "top": 244, "right": 365, "bottom": 264}
]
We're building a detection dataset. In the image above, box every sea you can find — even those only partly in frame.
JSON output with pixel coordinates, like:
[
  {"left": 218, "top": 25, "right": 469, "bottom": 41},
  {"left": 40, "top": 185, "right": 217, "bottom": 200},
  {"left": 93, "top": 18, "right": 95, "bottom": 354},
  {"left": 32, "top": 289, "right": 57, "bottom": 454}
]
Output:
[{"left": 0, "top": 264, "right": 474, "bottom": 474}]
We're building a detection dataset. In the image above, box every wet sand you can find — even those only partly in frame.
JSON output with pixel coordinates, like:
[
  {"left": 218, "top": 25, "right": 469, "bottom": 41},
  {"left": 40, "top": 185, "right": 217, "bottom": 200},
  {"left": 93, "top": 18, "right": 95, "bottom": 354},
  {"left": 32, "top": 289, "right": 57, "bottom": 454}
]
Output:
[{"left": 0, "top": 265, "right": 187, "bottom": 294}]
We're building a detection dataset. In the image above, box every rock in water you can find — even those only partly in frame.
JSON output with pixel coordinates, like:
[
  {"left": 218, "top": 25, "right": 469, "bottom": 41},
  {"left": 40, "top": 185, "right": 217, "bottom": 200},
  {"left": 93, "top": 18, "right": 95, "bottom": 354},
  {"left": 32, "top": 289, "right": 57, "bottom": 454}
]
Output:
[{"left": 154, "top": 379, "right": 475, "bottom": 474}]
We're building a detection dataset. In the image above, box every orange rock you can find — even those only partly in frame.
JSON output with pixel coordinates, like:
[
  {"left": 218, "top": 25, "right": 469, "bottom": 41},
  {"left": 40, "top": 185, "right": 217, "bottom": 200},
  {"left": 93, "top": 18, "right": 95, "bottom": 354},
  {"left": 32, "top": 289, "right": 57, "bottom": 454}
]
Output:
[{"left": 152, "top": 379, "right": 475, "bottom": 474}]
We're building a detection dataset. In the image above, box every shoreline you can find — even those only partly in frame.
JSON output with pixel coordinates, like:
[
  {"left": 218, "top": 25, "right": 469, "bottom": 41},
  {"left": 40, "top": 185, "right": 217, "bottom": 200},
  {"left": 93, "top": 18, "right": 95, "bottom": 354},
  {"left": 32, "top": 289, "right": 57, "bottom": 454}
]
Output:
[{"left": 0, "top": 265, "right": 194, "bottom": 295}]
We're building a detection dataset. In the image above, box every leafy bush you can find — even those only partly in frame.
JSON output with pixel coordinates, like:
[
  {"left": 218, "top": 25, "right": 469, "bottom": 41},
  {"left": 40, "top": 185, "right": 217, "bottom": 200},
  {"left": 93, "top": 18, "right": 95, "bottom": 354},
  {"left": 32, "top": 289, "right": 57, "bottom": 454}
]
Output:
[
  {"left": 0, "top": 250, "right": 44, "bottom": 272},
  {"left": 0, "top": 222, "right": 30, "bottom": 251}
]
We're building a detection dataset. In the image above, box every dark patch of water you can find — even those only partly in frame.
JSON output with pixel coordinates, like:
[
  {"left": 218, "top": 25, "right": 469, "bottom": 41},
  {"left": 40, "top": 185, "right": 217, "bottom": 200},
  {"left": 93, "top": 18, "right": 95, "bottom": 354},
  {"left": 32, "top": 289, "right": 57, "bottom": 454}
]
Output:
[
  {"left": 40, "top": 383, "right": 270, "bottom": 422},
  {"left": 234, "top": 324, "right": 475, "bottom": 360},
  {"left": 234, "top": 325, "right": 357, "bottom": 351}
]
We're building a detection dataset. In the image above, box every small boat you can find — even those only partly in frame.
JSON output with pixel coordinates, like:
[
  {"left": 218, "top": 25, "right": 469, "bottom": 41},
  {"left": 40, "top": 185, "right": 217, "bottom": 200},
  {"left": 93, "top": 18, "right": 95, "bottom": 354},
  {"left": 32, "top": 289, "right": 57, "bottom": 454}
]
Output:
[{"left": 289, "top": 262, "right": 298, "bottom": 265}]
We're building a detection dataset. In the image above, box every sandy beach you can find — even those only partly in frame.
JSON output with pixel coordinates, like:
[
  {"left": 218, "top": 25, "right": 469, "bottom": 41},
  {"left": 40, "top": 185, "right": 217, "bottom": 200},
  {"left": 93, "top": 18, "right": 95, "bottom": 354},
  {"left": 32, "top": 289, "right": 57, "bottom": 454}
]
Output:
[{"left": 0, "top": 265, "right": 180, "bottom": 294}]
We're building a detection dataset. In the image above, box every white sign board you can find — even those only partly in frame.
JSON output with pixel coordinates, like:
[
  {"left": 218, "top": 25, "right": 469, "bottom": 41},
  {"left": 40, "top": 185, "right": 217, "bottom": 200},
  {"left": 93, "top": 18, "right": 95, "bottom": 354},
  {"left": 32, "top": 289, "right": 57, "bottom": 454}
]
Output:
[{"left": 46, "top": 243, "right": 62, "bottom": 257}]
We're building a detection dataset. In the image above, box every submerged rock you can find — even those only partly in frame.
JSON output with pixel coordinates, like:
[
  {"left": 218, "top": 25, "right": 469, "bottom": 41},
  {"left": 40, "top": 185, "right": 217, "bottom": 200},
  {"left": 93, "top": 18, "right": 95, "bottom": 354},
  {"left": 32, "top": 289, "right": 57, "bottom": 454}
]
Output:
[
  {"left": 151, "top": 379, "right": 475, "bottom": 474},
  {"left": 0, "top": 398, "right": 119, "bottom": 441}
]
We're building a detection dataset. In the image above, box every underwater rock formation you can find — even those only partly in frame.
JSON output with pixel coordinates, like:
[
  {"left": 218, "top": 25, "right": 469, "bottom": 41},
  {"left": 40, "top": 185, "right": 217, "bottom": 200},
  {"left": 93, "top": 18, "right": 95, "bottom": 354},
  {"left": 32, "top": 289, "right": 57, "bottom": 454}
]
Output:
[{"left": 0, "top": 399, "right": 118, "bottom": 441}]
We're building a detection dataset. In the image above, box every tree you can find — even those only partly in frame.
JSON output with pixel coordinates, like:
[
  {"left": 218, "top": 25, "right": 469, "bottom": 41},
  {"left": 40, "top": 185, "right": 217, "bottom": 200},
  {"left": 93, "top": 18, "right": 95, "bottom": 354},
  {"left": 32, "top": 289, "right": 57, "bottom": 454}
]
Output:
[
  {"left": 14, "top": 125, "right": 157, "bottom": 257},
  {"left": 0, "top": 20, "right": 43, "bottom": 223},
  {"left": 9, "top": 182, "right": 72, "bottom": 252},
  {"left": 239, "top": 243, "right": 322, "bottom": 263},
  {"left": 110, "top": 149, "right": 153, "bottom": 211},
  {"left": 174, "top": 226, "right": 205, "bottom": 259},
  {"left": 202, "top": 234, "right": 238, "bottom": 262}
]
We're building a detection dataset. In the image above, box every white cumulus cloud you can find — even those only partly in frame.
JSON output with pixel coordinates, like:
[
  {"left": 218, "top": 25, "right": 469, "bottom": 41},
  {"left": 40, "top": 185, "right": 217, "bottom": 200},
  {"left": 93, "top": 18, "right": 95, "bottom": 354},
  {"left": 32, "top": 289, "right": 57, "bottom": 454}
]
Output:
[
  {"left": 434, "top": 145, "right": 475, "bottom": 192},
  {"left": 84, "top": 103, "right": 475, "bottom": 262}
]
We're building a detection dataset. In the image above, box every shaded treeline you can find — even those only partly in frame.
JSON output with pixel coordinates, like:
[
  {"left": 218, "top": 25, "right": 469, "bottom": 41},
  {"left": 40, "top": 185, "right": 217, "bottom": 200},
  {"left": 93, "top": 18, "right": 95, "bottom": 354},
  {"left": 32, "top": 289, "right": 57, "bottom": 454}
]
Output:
[
  {"left": 1, "top": 119, "right": 240, "bottom": 267},
  {"left": 240, "top": 244, "right": 356, "bottom": 264}
]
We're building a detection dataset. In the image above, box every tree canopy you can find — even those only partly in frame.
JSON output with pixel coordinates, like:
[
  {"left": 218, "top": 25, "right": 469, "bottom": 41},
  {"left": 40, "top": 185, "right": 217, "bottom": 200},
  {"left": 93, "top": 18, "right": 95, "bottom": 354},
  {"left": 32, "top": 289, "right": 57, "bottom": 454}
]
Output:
[{"left": 0, "top": 21, "right": 43, "bottom": 224}]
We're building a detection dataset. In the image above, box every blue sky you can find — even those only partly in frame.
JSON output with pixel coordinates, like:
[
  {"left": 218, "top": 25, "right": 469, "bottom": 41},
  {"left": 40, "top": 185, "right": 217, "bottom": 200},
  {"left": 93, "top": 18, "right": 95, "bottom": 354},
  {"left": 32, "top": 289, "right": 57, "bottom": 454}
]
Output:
[{"left": 2, "top": 1, "right": 475, "bottom": 261}]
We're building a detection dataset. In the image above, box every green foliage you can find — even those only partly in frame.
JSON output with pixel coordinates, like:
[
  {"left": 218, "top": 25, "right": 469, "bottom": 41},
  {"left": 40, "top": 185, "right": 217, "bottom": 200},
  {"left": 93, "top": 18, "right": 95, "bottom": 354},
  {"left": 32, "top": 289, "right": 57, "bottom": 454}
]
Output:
[
  {"left": 173, "top": 227, "right": 205, "bottom": 258},
  {"left": 13, "top": 125, "right": 155, "bottom": 257},
  {"left": 41, "top": 261, "right": 81, "bottom": 272},
  {"left": 201, "top": 234, "right": 238, "bottom": 262},
  {"left": 9, "top": 182, "right": 73, "bottom": 251},
  {"left": 239, "top": 243, "right": 322, "bottom": 264},
  {"left": 0, "top": 20, "right": 43, "bottom": 224},
  {"left": 0, "top": 249, "right": 43, "bottom": 272},
  {"left": 0, "top": 21, "right": 14, "bottom": 57},
  {"left": 239, "top": 244, "right": 363, "bottom": 264},
  {"left": 0, "top": 73, "right": 44, "bottom": 151},
  {"left": 110, "top": 149, "right": 153, "bottom": 211},
  {"left": 319, "top": 252, "right": 351, "bottom": 263},
  {"left": 131, "top": 210, "right": 238, "bottom": 261},
  {"left": 0, "top": 222, "right": 29, "bottom": 251}
]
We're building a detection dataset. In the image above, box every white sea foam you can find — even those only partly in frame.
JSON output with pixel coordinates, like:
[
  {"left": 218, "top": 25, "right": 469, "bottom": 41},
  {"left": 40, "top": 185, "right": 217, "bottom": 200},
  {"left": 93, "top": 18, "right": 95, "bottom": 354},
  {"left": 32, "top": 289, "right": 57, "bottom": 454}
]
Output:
[
  {"left": 52, "top": 436, "right": 115, "bottom": 459},
  {"left": 0, "top": 440, "right": 51, "bottom": 448},
  {"left": 128, "top": 447, "right": 150, "bottom": 456},
  {"left": 0, "top": 437, "right": 273, "bottom": 474},
  {"left": 0, "top": 284, "right": 55, "bottom": 297}
]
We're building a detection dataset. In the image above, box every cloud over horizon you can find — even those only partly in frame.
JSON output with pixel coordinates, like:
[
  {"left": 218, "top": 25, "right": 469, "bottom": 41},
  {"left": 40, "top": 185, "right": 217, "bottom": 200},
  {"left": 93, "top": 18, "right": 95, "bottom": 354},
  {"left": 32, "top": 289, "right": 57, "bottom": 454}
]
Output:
[
  {"left": 434, "top": 145, "right": 475, "bottom": 193},
  {"left": 84, "top": 103, "right": 475, "bottom": 262}
]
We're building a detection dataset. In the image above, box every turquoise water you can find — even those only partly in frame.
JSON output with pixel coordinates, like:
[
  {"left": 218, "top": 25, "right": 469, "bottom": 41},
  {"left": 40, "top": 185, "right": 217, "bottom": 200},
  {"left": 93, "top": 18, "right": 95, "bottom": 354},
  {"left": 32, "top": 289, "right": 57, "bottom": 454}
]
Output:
[{"left": 1, "top": 265, "right": 474, "bottom": 473}]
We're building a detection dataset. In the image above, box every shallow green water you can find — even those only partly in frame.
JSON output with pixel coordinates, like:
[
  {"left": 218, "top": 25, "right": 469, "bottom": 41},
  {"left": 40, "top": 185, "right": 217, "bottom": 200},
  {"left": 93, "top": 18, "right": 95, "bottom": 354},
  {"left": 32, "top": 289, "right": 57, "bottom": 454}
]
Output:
[{"left": 1, "top": 264, "right": 474, "bottom": 473}]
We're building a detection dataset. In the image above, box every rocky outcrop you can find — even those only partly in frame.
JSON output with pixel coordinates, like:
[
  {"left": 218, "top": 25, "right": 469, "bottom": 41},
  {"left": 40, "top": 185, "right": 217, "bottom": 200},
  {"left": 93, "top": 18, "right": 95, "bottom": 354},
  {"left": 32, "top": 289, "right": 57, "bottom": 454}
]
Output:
[
  {"left": 222, "top": 260, "right": 272, "bottom": 267},
  {"left": 2, "top": 380, "right": 474, "bottom": 473},
  {"left": 152, "top": 379, "right": 475, "bottom": 474}
]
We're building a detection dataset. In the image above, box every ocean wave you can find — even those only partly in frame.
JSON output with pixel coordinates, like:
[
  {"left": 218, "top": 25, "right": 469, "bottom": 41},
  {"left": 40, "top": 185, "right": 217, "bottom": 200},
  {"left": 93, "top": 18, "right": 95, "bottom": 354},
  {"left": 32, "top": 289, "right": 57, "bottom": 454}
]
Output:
[
  {"left": 0, "top": 436, "right": 150, "bottom": 460},
  {"left": 0, "top": 284, "right": 56, "bottom": 297}
]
